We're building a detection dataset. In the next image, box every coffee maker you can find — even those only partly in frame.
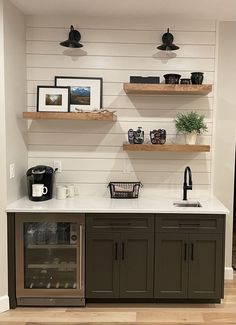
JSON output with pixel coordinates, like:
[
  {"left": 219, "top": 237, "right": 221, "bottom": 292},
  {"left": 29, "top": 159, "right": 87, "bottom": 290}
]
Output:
[{"left": 27, "top": 165, "right": 55, "bottom": 201}]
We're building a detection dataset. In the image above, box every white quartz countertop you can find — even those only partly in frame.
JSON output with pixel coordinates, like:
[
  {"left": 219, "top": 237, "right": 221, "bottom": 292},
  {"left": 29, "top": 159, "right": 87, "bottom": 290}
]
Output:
[{"left": 6, "top": 196, "right": 229, "bottom": 214}]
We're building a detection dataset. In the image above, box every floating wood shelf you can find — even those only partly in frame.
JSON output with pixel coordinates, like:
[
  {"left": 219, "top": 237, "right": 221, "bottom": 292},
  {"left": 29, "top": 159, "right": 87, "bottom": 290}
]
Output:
[
  {"left": 123, "top": 143, "right": 210, "bottom": 152},
  {"left": 23, "top": 111, "right": 117, "bottom": 121},
  {"left": 123, "top": 83, "right": 212, "bottom": 95}
]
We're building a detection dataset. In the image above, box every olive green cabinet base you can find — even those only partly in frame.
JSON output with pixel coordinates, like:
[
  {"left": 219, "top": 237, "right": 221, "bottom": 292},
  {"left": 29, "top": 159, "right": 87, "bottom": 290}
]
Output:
[
  {"left": 188, "top": 233, "right": 223, "bottom": 299},
  {"left": 119, "top": 232, "right": 154, "bottom": 298},
  {"left": 86, "top": 233, "right": 120, "bottom": 298},
  {"left": 86, "top": 213, "right": 225, "bottom": 302},
  {"left": 155, "top": 233, "right": 188, "bottom": 299},
  {"left": 155, "top": 214, "right": 225, "bottom": 300},
  {"left": 86, "top": 214, "right": 154, "bottom": 299}
]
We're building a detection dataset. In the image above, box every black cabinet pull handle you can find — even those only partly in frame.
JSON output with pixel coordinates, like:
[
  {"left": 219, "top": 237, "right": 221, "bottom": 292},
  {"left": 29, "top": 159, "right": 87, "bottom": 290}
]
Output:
[
  {"left": 184, "top": 243, "right": 187, "bottom": 261},
  {"left": 191, "top": 243, "right": 194, "bottom": 260},
  {"left": 179, "top": 223, "right": 200, "bottom": 228},
  {"left": 122, "top": 242, "right": 125, "bottom": 260},
  {"left": 115, "top": 242, "right": 118, "bottom": 260},
  {"left": 109, "top": 223, "right": 132, "bottom": 228}
]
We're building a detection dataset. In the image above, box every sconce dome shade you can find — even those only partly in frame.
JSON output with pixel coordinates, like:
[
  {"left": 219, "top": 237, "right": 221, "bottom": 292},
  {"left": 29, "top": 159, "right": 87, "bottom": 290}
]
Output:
[
  {"left": 60, "top": 25, "right": 83, "bottom": 48},
  {"left": 157, "top": 28, "right": 179, "bottom": 51}
]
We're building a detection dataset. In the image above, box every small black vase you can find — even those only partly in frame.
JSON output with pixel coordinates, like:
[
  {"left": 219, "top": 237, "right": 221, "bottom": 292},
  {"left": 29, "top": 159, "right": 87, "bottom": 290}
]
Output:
[{"left": 191, "top": 72, "right": 204, "bottom": 85}]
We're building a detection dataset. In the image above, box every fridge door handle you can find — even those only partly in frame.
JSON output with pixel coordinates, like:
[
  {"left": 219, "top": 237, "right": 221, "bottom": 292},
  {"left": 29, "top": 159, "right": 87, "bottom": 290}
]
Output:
[{"left": 79, "top": 225, "right": 83, "bottom": 290}]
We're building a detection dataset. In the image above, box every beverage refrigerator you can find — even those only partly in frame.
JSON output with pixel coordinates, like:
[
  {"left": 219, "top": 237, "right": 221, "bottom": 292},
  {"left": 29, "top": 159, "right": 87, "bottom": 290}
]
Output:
[{"left": 15, "top": 213, "right": 85, "bottom": 306}]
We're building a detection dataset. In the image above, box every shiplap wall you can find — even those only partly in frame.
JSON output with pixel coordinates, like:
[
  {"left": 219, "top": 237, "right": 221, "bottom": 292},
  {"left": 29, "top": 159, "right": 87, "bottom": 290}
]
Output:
[{"left": 26, "top": 16, "right": 216, "bottom": 198}]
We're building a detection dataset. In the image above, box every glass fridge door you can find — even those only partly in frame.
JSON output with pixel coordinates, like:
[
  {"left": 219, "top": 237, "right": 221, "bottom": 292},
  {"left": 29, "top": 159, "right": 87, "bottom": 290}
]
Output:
[
  {"left": 24, "top": 221, "right": 78, "bottom": 290},
  {"left": 16, "top": 214, "right": 84, "bottom": 298}
]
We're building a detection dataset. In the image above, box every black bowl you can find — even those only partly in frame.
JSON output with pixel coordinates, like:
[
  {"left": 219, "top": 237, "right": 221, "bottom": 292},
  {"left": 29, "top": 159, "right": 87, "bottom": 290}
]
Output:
[{"left": 163, "top": 74, "right": 181, "bottom": 84}]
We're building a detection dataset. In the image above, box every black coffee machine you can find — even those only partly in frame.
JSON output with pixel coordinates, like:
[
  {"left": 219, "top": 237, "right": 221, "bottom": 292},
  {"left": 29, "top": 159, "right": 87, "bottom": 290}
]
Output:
[{"left": 27, "top": 165, "right": 55, "bottom": 201}]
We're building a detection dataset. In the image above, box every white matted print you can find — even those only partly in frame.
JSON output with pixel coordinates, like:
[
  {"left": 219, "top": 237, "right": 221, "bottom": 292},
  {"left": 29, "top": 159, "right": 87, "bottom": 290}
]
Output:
[
  {"left": 55, "top": 77, "right": 103, "bottom": 112},
  {"left": 37, "top": 86, "right": 70, "bottom": 112}
]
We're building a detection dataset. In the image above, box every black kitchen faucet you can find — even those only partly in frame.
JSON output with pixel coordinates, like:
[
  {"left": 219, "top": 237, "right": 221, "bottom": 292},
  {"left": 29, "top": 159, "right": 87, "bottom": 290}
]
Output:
[{"left": 183, "top": 166, "right": 192, "bottom": 200}]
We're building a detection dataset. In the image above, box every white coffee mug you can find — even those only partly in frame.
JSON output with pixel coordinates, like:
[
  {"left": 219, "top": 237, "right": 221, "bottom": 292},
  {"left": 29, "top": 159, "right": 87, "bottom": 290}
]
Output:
[
  {"left": 56, "top": 186, "right": 69, "bottom": 200},
  {"left": 32, "top": 184, "right": 48, "bottom": 197},
  {"left": 67, "top": 184, "right": 75, "bottom": 198}
]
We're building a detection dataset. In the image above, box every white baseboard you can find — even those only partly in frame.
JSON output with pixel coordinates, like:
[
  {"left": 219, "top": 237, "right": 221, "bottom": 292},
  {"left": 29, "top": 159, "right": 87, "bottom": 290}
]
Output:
[
  {"left": 225, "top": 267, "right": 234, "bottom": 279},
  {"left": 0, "top": 295, "right": 9, "bottom": 313}
]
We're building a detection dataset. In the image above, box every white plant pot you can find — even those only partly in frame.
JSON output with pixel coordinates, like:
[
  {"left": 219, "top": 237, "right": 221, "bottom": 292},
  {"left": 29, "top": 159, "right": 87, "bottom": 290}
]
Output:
[{"left": 185, "top": 133, "right": 197, "bottom": 145}]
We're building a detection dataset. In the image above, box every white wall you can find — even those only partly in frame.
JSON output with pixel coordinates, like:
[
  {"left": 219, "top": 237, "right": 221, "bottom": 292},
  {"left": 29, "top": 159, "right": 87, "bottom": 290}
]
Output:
[
  {"left": 213, "top": 21, "right": 236, "bottom": 274},
  {"left": 0, "top": 0, "right": 8, "bottom": 313},
  {"left": 4, "top": 0, "right": 27, "bottom": 203},
  {"left": 26, "top": 16, "right": 216, "bottom": 199},
  {"left": 0, "top": 0, "right": 27, "bottom": 312}
]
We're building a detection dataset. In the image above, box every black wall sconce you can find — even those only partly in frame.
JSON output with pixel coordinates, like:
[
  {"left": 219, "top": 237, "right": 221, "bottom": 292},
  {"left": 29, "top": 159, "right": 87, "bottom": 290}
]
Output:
[
  {"left": 157, "top": 28, "right": 179, "bottom": 51},
  {"left": 60, "top": 25, "right": 83, "bottom": 48}
]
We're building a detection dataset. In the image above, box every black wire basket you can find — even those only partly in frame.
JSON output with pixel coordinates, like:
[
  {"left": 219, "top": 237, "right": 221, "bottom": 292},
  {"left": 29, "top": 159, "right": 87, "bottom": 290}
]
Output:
[{"left": 108, "top": 182, "right": 143, "bottom": 199}]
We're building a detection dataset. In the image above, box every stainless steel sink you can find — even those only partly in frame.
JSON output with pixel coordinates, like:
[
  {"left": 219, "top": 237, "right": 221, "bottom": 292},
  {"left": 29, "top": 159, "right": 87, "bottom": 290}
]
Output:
[{"left": 173, "top": 201, "right": 202, "bottom": 207}]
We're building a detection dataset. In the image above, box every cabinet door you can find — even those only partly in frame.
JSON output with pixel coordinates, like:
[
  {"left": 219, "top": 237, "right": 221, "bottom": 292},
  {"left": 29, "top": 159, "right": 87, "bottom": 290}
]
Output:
[
  {"left": 119, "top": 232, "right": 154, "bottom": 298},
  {"left": 188, "top": 233, "right": 223, "bottom": 299},
  {"left": 86, "top": 233, "right": 120, "bottom": 298},
  {"left": 155, "top": 233, "right": 188, "bottom": 299}
]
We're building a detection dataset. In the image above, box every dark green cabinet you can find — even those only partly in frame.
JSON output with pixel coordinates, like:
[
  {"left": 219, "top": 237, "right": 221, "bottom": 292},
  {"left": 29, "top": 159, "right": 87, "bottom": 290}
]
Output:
[
  {"left": 155, "top": 214, "right": 225, "bottom": 300},
  {"left": 86, "top": 233, "right": 120, "bottom": 298},
  {"left": 155, "top": 233, "right": 188, "bottom": 298},
  {"left": 86, "top": 214, "right": 154, "bottom": 299},
  {"left": 86, "top": 213, "right": 225, "bottom": 302},
  {"left": 119, "top": 232, "right": 154, "bottom": 298},
  {"left": 188, "top": 233, "right": 223, "bottom": 299}
]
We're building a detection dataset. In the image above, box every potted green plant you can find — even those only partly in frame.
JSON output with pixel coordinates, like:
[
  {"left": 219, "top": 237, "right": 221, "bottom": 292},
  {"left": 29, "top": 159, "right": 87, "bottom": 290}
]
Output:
[{"left": 174, "top": 111, "right": 207, "bottom": 145}]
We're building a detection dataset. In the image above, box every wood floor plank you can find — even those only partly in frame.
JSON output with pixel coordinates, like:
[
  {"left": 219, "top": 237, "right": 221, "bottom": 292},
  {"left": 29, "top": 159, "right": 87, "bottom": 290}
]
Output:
[
  {"left": 0, "top": 275, "right": 235, "bottom": 325},
  {"left": 0, "top": 311, "right": 137, "bottom": 323},
  {"left": 136, "top": 310, "right": 204, "bottom": 323},
  {"left": 223, "top": 288, "right": 236, "bottom": 295},
  {"left": 203, "top": 312, "right": 236, "bottom": 323}
]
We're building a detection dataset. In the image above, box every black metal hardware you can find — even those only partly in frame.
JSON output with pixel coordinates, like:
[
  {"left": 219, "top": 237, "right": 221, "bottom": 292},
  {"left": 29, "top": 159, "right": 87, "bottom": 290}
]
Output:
[
  {"left": 122, "top": 242, "right": 125, "bottom": 260},
  {"left": 60, "top": 25, "right": 83, "bottom": 48},
  {"left": 115, "top": 243, "right": 118, "bottom": 260},
  {"left": 157, "top": 28, "right": 179, "bottom": 51},
  {"left": 191, "top": 243, "right": 194, "bottom": 260},
  {"left": 179, "top": 223, "right": 200, "bottom": 228},
  {"left": 184, "top": 243, "right": 187, "bottom": 261},
  {"left": 183, "top": 166, "right": 192, "bottom": 200},
  {"left": 110, "top": 223, "right": 132, "bottom": 227},
  {"left": 108, "top": 182, "right": 143, "bottom": 199}
]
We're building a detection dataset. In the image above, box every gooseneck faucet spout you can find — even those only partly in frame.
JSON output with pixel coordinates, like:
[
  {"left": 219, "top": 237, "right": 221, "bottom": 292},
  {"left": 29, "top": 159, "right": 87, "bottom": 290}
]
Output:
[{"left": 183, "top": 166, "right": 192, "bottom": 200}]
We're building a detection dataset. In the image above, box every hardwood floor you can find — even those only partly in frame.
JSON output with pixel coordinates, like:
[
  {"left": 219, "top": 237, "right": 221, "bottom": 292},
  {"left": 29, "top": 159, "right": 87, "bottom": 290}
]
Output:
[{"left": 0, "top": 273, "right": 235, "bottom": 325}]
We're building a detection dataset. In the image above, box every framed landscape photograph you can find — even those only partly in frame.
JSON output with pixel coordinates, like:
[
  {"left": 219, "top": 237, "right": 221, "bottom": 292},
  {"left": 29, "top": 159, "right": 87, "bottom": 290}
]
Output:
[
  {"left": 55, "top": 76, "right": 103, "bottom": 112},
  {"left": 37, "top": 86, "right": 70, "bottom": 112}
]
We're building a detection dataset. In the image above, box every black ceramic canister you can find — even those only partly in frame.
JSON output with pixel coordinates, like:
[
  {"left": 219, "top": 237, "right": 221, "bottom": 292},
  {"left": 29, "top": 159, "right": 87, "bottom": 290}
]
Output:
[
  {"left": 180, "top": 78, "right": 191, "bottom": 84},
  {"left": 163, "top": 74, "right": 181, "bottom": 84},
  {"left": 191, "top": 72, "right": 204, "bottom": 84}
]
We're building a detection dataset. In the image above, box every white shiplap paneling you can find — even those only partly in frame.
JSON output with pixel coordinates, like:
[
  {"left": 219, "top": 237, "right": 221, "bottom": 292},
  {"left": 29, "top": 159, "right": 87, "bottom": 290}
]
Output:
[
  {"left": 26, "top": 16, "right": 216, "bottom": 31},
  {"left": 26, "top": 17, "right": 216, "bottom": 197}
]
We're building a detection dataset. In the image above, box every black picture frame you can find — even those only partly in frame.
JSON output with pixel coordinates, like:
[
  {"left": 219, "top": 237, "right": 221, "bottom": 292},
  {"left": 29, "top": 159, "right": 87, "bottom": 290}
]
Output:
[
  {"left": 55, "top": 76, "right": 103, "bottom": 112},
  {"left": 37, "top": 86, "right": 70, "bottom": 112}
]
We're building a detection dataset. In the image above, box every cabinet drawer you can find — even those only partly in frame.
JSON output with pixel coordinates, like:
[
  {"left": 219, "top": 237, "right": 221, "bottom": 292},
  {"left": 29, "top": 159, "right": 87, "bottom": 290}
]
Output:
[
  {"left": 86, "top": 213, "right": 154, "bottom": 232},
  {"left": 156, "top": 214, "right": 225, "bottom": 233}
]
